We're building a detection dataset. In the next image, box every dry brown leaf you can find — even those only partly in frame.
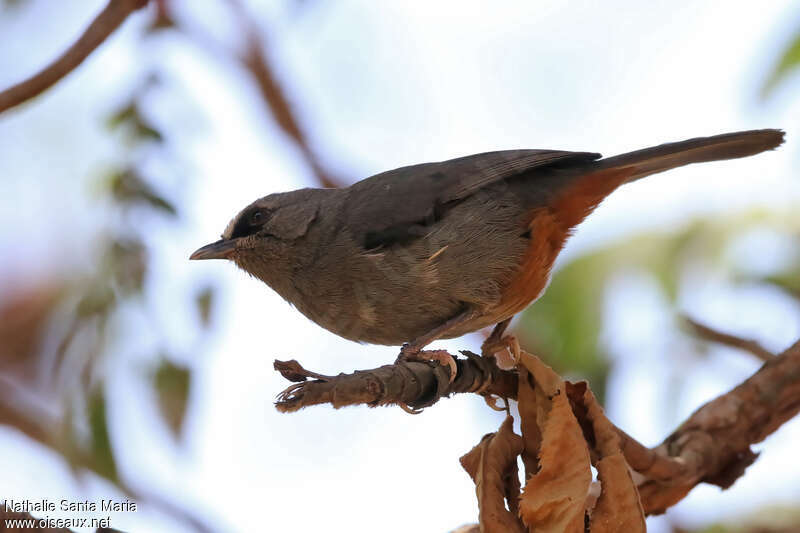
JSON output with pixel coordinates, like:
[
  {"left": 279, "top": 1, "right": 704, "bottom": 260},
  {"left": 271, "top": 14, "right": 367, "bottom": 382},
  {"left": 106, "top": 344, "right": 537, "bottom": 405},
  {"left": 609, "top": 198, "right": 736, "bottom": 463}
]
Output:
[
  {"left": 460, "top": 416, "right": 526, "bottom": 533},
  {"left": 581, "top": 384, "right": 646, "bottom": 532},
  {"left": 518, "top": 352, "right": 591, "bottom": 533},
  {"left": 581, "top": 386, "right": 620, "bottom": 457},
  {"left": 592, "top": 454, "right": 646, "bottom": 532},
  {"left": 517, "top": 364, "right": 542, "bottom": 479},
  {"left": 519, "top": 351, "right": 563, "bottom": 397}
]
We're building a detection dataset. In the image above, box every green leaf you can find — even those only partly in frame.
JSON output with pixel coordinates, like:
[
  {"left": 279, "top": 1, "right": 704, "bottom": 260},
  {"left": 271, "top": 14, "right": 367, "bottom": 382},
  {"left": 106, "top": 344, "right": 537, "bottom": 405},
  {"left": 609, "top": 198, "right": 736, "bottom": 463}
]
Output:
[
  {"left": 108, "top": 169, "right": 177, "bottom": 216},
  {"left": 135, "top": 122, "right": 164, "bottom": 143},
  {"left": 105, "top": 101, "right": 138, "bottom": 131},
  {"left": 152, "top": 358, "right": 191, "bottom": 437},
  {"left": 195, "top": 286, "right": 215, "bottom": 328},
  {"left": 759, "top": 271, "right": 800, "bottom": 299},
  {"left": 106, "top": 238, "right": 149, "bottom": 294},
  {"left": 762, "top": 29, "right": 800, "bottom": 98},
  {"left": 686, "top": 505, "right": 800, "bottom": 532},
  {"left": 105, "top": 98, "right": 165, "bottom": 144},
  {"left": 76, "top": 284, "right": 116, "bottom": 318},
  {"left": 87, "top": 388, "right": 117, "bottom": 482}
]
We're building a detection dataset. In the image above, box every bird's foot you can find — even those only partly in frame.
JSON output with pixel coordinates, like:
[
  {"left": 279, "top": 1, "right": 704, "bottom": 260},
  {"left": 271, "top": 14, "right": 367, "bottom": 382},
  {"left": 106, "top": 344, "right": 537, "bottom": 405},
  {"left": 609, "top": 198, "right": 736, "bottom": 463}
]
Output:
[
  {"left": 478, "top": 334, "right": 519, "bottom": 413},
  {"left": 397, "top": 344, "right": 458, "bottom": 384},
  {"left": 481, "top": 334, "right": 521, "bottom": 370}
]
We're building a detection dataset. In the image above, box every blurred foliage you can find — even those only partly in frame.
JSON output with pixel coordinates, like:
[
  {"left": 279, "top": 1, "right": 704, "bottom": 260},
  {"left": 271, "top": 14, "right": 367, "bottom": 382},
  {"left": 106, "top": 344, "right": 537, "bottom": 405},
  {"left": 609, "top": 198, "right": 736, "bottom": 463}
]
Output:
[
  {"left": 108, "top": 169, "right": 177, "bottom": 217},
  {"left": 0, "top": 22, "right": 211, "bottom": 514},
  {"left": 0, "top": 1, "right": 798, "bottom": 531},
  {"left": 761, "top": 269, "right": 800, "bottom": 299},
  {"left": 0, "top": 282, "right": 65, "bottom": 379},
  {"left": 56, "top": 79, "right": 197, "bottom": 465},
  {"left": 762, "top": 24, "right": 800, "bottom": 97},
  {"left": 517, "top": 250, "right": 611, "bottom": 401},
  {"left": 1, "top": 0, "right": 27, "bottom": 11},
  {"left": 153, "top": 357, "right": 191, "bottom": 437},
  {"left": 195, "top": 286, "right": 216, "bottom": 328},
  {"left": 516, "top": 211, "right": 800, "bottom": 403},
  {"left": 148, "top": 0, "right": 175, "bottom": 32},
  {"left": 676, "top": 505, "right": 800, "bottom": 532},
  {"left": 86, "top": 388, "right": 117, "bottom": 482},
  {"left": 106, "top": 98, "right": 164, "bottom": 144}
]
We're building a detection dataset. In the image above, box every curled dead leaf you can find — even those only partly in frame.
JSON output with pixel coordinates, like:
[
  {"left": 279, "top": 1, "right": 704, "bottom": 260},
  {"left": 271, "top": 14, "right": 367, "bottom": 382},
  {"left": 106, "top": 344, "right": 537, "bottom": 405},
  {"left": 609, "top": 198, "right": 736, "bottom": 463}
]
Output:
[
  {"left": 517, "top": 352, "right": 591, "bottom": 533},
  {"left": 460, "top": 416, "right": 526, "bottom": 533},
  {"left": 574, "top": 380, "right": 645, "bottom": 531},
  {"left": 592, "top": 454, "right": 645, "bottom": 532},
  {"left": 517, "top": 364, "right": 541, "bottom": 479}
]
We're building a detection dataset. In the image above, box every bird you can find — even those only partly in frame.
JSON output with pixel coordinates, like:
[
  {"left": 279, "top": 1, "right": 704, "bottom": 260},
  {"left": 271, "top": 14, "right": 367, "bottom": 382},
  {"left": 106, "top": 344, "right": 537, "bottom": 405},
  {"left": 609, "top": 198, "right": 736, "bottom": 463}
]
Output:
[{"left": 191, "top": 129, "right": 784, "bottom": 376}]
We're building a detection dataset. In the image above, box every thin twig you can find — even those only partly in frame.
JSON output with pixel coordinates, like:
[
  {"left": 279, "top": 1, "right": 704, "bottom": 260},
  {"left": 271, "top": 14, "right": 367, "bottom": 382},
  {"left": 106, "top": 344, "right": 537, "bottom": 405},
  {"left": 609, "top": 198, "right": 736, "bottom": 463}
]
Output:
[
  {"left": 175, "top": 0, "right": 346, "bottom": 188},
  {"left": 223, "top": 0, "right": 345, "bottom": 188},
  {"left": 684, "top": 315, "right": 776, "bottom": 362},
  {"left": 274, "top": 352, "right": 517, "bottom": 412},
  {"left": 0, "top": 0, "right": 149, "bottom": 114}
]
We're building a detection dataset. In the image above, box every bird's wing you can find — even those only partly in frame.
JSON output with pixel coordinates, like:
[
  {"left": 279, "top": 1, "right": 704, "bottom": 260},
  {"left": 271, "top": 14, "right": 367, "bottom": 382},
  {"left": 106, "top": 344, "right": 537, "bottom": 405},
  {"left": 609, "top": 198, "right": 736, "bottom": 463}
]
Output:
[
  {"left": 343, "top": 149, "right": 600, "bottom": 250},
  {"left": 432, "top": 149, "right": 601, "bottom": 202}
]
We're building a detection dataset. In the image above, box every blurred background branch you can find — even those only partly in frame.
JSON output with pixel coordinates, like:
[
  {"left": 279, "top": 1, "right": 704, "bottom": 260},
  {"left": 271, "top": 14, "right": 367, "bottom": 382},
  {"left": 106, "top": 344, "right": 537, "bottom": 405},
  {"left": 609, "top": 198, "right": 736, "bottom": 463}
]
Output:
[
  {"left": 683, "top": 316, "right": 776, "bottom": 362},
  {"left": 223, "top": 0, "right": 345, "bottom": 188},
  {"left": 0, "top": 0, "right": 149, "bottom": 113}
]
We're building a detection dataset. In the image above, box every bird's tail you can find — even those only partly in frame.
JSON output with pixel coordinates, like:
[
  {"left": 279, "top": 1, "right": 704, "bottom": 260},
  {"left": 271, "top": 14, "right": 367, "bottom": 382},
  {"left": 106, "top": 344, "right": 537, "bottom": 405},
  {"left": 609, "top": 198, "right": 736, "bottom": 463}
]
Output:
[
  {"left": 548, "top": 129, "right": 784, "bottom": 229},
  {"left": 595, "top": 129, "right": 785, "bottom": 183}
]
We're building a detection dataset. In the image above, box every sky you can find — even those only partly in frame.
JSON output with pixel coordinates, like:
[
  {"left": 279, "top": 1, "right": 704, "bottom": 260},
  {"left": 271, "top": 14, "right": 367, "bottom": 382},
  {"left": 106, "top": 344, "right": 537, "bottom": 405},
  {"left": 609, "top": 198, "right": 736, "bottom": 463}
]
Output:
[{"left": 1, "top": 1, "right": 800, "bottom": 532}]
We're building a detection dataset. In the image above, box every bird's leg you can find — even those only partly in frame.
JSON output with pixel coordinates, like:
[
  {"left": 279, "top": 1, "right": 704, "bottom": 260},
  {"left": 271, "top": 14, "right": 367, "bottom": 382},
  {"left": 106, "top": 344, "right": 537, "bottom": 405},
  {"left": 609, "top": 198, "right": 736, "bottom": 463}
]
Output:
[
  {"left": 401, "top": 307, "right": 478, "bottom": 354},
  {"left": 481, "top": 318, "right": 521, "bottom": 368},
  {"left": 481, "top": 318, "right": 511, "bottom": 355},
  {"left": 397, "top": 308, "right": 477, "bottom": 382},
  {"left": 478, "top": 318, "right": 520, "bottom": 412}
]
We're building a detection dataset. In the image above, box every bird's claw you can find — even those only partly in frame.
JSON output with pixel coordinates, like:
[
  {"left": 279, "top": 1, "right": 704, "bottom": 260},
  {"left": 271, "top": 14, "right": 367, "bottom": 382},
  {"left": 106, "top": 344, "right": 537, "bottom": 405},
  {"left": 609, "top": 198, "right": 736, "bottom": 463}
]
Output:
[
  {"left": 396, "top": 347, "right": 458, "bottom": 384},
  {"left": 481, "top": 335, "right": 521, "bottom": 369}
]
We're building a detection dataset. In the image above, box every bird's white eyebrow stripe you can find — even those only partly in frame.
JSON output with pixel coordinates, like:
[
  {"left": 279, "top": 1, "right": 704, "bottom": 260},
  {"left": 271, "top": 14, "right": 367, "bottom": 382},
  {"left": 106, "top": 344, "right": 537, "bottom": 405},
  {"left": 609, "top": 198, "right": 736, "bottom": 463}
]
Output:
[{"left": 222, "top": 213, "right": 240, "bottom": 240}]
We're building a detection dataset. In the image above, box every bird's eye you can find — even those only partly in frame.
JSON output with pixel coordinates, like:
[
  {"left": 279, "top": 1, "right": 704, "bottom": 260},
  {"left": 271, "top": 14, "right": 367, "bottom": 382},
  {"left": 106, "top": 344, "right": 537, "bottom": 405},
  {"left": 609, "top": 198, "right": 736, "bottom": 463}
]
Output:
[{"left": 250, "top": 210, "right": 263, "bottom": 225}]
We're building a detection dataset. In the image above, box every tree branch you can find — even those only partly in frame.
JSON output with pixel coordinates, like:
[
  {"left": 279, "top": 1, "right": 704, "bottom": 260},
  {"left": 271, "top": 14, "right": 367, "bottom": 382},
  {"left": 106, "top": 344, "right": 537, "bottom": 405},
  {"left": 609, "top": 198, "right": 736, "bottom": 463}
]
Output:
[
  {"left": 274, "top": 337, "right": 800, "bottom": 515},
  {"left": 274, "top": 352, "right": 517, "bottom": 412},
  {"left": 0, "top": 0, "right": 149, "bottom": 114},
  {"left": 684, "top": 315, "right": 776, "bottom": 362},
  {"left": 639, "top": 338, "right": 800, "bottom": 514}
]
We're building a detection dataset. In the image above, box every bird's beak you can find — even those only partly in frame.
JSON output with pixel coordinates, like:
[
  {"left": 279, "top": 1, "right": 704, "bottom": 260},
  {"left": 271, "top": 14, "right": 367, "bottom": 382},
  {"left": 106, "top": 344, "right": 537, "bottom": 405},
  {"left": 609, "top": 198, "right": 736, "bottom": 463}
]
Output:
[{"left": 190, "top": 239, "right": 238, "bottom": 260}]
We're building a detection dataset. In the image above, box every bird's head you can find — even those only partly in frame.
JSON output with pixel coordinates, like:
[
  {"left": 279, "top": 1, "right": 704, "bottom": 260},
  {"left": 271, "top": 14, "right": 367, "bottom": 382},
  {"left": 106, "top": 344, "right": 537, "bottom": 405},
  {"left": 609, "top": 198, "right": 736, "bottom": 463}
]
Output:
[{"left": 190, "top": 188, "right": 325, "bottom": 287}]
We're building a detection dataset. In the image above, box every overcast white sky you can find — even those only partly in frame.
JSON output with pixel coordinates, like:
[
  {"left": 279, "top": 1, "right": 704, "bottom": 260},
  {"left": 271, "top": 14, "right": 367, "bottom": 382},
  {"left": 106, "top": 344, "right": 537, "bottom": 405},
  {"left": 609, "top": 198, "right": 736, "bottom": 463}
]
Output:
[{"left": 1, "top": 1, "right": 800, "bottom": 532}]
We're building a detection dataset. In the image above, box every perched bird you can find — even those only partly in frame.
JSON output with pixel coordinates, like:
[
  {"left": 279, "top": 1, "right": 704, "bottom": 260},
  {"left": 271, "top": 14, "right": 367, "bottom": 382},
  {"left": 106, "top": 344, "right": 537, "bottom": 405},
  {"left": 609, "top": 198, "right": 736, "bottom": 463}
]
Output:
[{"left": 191, "top": 129, "right": 784, "bottom": 373}]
